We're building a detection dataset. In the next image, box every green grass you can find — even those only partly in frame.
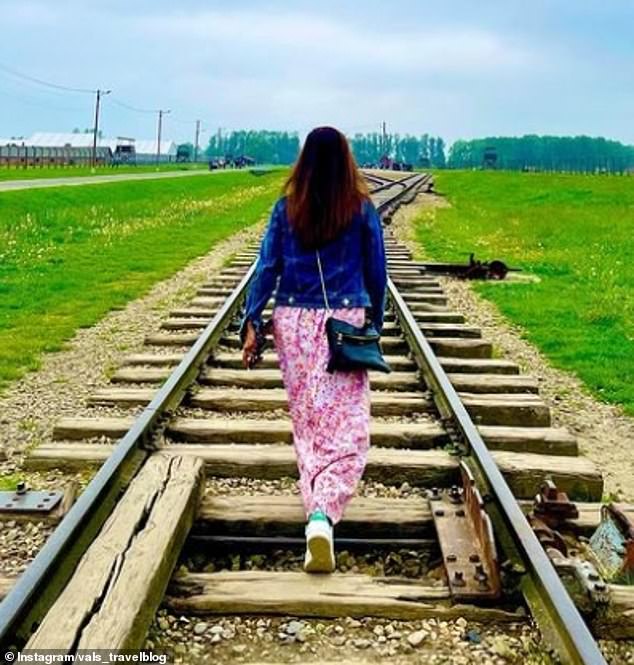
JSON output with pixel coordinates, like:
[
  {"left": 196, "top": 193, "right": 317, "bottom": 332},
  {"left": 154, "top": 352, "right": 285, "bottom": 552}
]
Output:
[
  {"left": 0, "top": 472, "right": 25, "bottom": 491},
  {"left": 0, "top": 163, "right": 210, "bottom": 182},
  {"left": 414, "top": 170, "right": 634, "bottom": 414},
  {"left": 0, "top": 171, "right": 285, "bottom": 391}
]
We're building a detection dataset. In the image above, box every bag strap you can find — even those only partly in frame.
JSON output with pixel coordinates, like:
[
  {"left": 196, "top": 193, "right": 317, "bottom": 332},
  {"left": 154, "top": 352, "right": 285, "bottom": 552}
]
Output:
[{"left": 315, "top": 250, "right": 333, "bottom": 314}]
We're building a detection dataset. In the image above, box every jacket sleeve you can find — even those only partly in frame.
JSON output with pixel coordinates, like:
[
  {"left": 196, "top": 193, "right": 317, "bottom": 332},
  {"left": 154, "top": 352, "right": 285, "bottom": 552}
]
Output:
[
  {"left": 362, "top": 200, "right": 387, "bottom": 332},
  {"left": 240, "top": 200, "right": 283, "bottom": 341}
]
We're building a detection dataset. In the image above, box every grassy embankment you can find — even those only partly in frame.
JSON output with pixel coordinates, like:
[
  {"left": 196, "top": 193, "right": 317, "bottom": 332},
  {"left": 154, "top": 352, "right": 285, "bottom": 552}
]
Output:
[
  {"left": 0, "top": 170, "right": 285, "bottom": 391},
  {"left": 0, "top": 163, "right": 210, "bottom": 182},
  {"left": 414, "top": 170, "right": 634, "bottom": 414}
]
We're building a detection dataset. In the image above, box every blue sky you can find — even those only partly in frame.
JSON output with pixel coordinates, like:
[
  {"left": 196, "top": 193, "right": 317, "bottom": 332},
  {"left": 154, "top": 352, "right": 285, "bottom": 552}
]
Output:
[{"left": 1, "top": 0, "right": 633, "bottom": 147}]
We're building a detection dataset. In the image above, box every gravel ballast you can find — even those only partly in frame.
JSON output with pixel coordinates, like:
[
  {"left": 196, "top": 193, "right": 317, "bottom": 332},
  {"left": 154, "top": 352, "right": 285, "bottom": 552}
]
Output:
[
  {"left": 0, "top": 191, "right": 631, "bottom": 663},
  {"left": 144, "top": 613, "right": 558, "bottom": 665},
  {"left": 0, "top": 219, "right": 266, "bottom": 478},
  {"left": 390, "top": 192, "right": 634, "bottom": 502},
  {"left": 0, "top": 519, "right": 54, "bottom": 577}
]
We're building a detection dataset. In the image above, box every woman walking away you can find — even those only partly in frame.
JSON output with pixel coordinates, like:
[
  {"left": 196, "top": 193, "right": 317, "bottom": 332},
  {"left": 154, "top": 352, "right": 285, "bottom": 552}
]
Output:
[{"left": 240, "top": 126, "right": 387, "bottom": 573}]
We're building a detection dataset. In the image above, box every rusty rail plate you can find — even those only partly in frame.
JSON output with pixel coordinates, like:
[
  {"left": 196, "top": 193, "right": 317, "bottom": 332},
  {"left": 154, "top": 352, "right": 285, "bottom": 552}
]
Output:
[{"left": 430, "top": 462, "right": 501, "bottom": 600}]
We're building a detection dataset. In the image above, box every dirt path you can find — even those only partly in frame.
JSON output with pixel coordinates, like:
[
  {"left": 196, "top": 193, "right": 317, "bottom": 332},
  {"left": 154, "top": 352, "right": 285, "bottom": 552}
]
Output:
[
  {"left": 390, "top": 192, "right": 634, "bottom": 502},
  {"left": 0, "top": 168, "right": 224, "bottom": 193}
]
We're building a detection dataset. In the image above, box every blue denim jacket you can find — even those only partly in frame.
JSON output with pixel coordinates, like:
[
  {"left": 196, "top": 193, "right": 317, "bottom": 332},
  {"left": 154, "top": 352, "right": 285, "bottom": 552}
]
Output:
[{"left": 242, "top": 196, "right": 387, "bottom": 335}]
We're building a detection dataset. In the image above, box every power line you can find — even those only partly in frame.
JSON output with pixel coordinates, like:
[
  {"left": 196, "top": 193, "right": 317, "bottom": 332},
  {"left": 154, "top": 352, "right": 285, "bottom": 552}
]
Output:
[
  {"left": 0, "top": 86, "right": 88, "bottom": 113},
  {"left": 0, "top": 61, "right": 95, "bottom": 94},
  {"left": 170, "top": 115, "right": 198, "bottom": 125},
  {"left": 108, "top": 99, "right": 203, "bottom": 146},
  {"left": 107, "top": 96, "right": 157, "bottom": 115},
  {"left": 0, "top": 63, "right": 165, "bottom": 120},
  {"left": 0, "top": 61, "right": 205, "bottom": 144}
]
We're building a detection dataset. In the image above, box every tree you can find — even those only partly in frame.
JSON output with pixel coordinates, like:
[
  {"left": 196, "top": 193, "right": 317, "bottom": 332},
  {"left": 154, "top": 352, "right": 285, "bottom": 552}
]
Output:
[
  {"left": 204, "top": 130, "right": 300, "bottom": 164},
  {"left": 201, "top": 129, "right": 452, "bottom": 169},
  {"left": 433, "top": 137, "right": 447, "bottom": 168},
  {"left": 347, "top": 132, "right": 446, "bottom": 167},
  {"left": 447, "top": 134, "right": 634, "bottom": 173}
]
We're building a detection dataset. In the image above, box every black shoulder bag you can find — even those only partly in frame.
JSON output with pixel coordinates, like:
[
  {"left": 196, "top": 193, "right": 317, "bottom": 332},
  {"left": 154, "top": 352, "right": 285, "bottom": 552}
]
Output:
[{"left": 316, "top": 251, "right": 391, "bottom": 374}]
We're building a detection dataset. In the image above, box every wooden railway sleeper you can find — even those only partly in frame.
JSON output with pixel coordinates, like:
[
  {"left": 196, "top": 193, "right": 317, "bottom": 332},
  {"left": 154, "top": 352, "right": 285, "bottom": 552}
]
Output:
[{"left": 2, "top": 171, "right": 617, "bottom": 662}]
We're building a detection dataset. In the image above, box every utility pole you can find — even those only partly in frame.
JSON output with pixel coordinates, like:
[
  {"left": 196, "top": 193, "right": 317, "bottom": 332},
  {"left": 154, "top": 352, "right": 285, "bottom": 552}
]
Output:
[
  {"left": 156, "top": 109, "right": 170, "bottom": 167},
  {"left": 92, "top": 89, "right": 111, "bottom": 169},
  {"left": 382, "top": 121, "right": 387, "bottom": 156},
  {"left": 194, "top": 120, "right": 201, "bottom": 163},
  {"left": 217, "top": 127, "right": 224, "bottom": 166}
]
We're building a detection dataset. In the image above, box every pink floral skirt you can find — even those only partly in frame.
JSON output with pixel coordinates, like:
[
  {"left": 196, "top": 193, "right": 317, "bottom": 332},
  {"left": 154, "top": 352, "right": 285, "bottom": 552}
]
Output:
[{"left": 272, "top": 306, "right": 370, "bottom": 524}]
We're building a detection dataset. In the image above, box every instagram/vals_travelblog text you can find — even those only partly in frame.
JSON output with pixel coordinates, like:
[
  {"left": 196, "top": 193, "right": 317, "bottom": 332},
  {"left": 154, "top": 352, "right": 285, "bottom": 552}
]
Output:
[{"left": 5, "top": 651, "right": 170, "bottom": 664}]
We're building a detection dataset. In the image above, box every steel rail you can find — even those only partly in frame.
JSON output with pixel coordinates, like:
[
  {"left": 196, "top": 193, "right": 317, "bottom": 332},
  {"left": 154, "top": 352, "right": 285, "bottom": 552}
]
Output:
[
  {"left": 360, "top": 170, "right": 417, "bottom": 190},
  {"left": 370, "top": 172, "right": 424, "bottom": 195},
  {"left": 0, "top": 265, "right": 255, "bottom": 647},
  {"left": 361, "top": 172, "right": 392, "bottom": 186},
  {"left": 5, "top": 169, "right": 598, "bottom": 662},
  {"left": 0, "top": 173, "right": 423, "bottom": 648},
  {"left": 389, "top": 282, "right": 606, "bottom": 665}
]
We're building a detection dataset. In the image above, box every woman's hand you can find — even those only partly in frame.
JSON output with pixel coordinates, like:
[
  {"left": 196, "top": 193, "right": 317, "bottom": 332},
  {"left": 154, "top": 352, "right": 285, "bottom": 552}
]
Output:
[{"left": 241, "top": 320, "right": 258, "bottom": 368}]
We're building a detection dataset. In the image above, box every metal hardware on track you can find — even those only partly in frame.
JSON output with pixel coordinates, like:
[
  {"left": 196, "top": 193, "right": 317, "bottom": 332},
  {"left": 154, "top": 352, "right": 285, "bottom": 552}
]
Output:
[
  {"left": 0, "top": 170, "right": 608, "bottom": 665},
  {"left": 388, "top": 279, "right": 607, "bottom": 665}
]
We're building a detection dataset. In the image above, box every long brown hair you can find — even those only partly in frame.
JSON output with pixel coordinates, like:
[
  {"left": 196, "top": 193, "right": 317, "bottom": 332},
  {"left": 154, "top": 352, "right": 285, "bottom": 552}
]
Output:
[{"left": 285, "top": 126, "right": 369, "bottom": 249}]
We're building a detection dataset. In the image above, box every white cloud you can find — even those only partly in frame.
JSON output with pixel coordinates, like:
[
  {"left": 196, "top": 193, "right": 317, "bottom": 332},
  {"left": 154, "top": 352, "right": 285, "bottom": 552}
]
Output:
[
  {"left": 1, "top": 1, "right": 633, "bottom": 145},
  {"left": 138, "top": 8, "right": 543, "bottom": 80}
]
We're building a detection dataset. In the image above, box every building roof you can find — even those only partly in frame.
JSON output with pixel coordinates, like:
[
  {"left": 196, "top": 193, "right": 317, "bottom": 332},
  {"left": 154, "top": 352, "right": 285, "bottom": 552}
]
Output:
[
  {"left": 27, "top": 132, "right": 116, "bottom": 150},
  {"left": 134, "top": 140, "right": 178, "bottom": 156},
  {"left": 23, "top": 133, "right": 178, "bottom": 155}
]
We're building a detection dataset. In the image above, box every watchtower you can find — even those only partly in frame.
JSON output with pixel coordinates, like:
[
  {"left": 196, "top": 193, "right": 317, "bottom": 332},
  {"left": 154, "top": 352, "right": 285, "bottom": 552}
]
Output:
[{"left": 483, "top": 146, "right": 498, "bottom": 169}]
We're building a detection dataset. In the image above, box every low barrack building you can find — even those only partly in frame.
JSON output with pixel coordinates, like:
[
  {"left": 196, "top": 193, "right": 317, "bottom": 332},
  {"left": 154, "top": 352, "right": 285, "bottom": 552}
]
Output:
[{"left": 0, "top": 132, "right": 178, "bottom": 167}]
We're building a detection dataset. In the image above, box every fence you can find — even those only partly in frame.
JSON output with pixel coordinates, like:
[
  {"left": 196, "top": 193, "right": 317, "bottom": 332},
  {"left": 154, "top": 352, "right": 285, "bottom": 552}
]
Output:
[{"left": 0, "top": 144, "right": 112, "bottom": 168}]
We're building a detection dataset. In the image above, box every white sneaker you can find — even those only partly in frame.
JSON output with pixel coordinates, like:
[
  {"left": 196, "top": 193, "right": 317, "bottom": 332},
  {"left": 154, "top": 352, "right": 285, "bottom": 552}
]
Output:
[{"left": 304, "top": 511, "right": 335, "bottom": 573}]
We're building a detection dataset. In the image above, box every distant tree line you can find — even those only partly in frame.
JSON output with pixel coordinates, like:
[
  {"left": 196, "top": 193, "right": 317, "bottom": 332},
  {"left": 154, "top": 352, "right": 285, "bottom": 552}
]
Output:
[
  {"left": 448, "top": 135, "right": 634, "bottom": 173},
  {"left": 204, "top": 130, "right": 300, "bottom": 165},
  {"left": 196, "top": 130, "right": 634, "bottom": 173},
  {"left": 349, "top": 133, "right": 446, "bottom": 168},
  {"left": 200, "top": 130, "right": 446, "bottom": 167}
]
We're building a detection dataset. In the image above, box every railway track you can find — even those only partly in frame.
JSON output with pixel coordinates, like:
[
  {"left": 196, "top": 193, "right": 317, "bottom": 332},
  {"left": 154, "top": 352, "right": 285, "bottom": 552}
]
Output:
[{"left": 0, "top": 171, "right": 631, "bottom": 663}]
